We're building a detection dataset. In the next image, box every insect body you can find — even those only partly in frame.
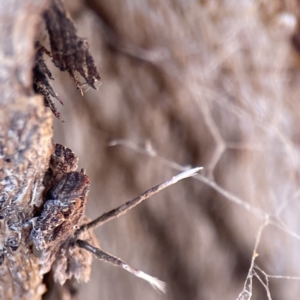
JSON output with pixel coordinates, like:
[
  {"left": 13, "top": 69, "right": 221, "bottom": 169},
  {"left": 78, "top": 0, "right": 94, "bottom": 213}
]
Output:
[
  {"left": 29, "top": 144, "right": 94, "bottom": 281},
  {"left": 28, "top": 143, "right": 200, "bottom": 291},
  {"left": 31, "top": 170, "right": 90, "bottom": 251}
]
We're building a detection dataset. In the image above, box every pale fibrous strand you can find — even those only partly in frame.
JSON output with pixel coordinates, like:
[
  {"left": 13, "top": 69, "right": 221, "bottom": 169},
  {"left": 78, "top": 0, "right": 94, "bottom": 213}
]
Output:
[
  {"left": 76, "top": 167, "right": 202, "bottom": 235},
  {"left": 76, "top": 239, "right": 167, "bottom": 293}
]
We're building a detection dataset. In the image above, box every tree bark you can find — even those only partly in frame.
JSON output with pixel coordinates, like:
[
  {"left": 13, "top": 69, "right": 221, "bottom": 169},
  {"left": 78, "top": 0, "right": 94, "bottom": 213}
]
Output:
[{"left": 0, "top": 1, "right": 53, "bottom": 299}]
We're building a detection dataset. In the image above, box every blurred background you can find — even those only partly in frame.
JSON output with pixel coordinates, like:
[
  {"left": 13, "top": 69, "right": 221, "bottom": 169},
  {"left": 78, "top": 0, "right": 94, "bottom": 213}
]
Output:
[{"left": 49, "top": 0, "right": 300, "bottom": 299}]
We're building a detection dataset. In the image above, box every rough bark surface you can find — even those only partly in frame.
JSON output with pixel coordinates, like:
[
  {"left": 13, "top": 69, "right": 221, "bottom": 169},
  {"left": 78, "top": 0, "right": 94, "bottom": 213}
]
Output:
[
  {"left": 0, "top": 1, "right": 53, "bottom": 299},
  {"left": 3, "top": 1, "right": 300, "bottom": 300}
]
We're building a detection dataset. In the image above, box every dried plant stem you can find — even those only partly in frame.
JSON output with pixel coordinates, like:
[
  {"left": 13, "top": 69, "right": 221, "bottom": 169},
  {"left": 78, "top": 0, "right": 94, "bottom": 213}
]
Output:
[
  {"left": 76, "top": 239, "right": 167, "bottom": 293},
  {"left": 76, "top": 167, "right": 202, "bottom": 236}
]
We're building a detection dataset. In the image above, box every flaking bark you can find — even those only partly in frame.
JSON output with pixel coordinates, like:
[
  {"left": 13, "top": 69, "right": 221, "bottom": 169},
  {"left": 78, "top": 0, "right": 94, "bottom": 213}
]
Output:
[{"left": 0, "top": 0, "right": 53, "bottom": 299}]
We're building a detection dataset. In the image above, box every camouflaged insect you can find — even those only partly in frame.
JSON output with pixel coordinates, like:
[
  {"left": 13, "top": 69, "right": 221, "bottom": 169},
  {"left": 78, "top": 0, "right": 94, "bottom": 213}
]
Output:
[
  {"left": 30, "top": 144, "right": 93, "bottom": 280},
  {"left": 43, "top": 143, "right": 79, "bottom": 189},
  {"left": 31, "top": 170, "right": 90, "bottom": 251}
]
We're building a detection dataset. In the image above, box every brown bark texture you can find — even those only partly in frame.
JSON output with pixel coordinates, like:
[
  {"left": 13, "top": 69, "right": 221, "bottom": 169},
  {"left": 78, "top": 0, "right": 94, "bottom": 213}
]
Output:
[
  {"left": 3, "top": 0, "right": 300, "bottom": 300},
  {"left": 0, "top": 0, "right": 53, "bottom": 299}
]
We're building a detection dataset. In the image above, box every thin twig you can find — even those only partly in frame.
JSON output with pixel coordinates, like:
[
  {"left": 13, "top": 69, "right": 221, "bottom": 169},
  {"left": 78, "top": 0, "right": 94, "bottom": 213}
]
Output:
[
  {"left": 76, "top": 239, "right": 166, "bottom": 293},
  {"left": 76, "top": 167, "right": 202, "bottom": 236},
  {"left": 108, "top": 139, "right": 266, "bottom": 218}
]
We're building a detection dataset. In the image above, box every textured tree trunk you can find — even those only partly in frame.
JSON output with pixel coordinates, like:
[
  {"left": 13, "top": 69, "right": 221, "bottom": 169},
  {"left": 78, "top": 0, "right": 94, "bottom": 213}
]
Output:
[
  {"left": 0, "top": 1, "right": 53, "bottom": 299},
  {"left": 2, "top": 1, "right": 300, "bottom": 300}
]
